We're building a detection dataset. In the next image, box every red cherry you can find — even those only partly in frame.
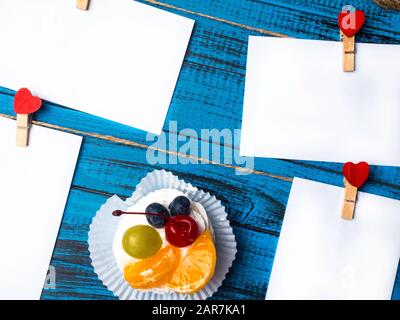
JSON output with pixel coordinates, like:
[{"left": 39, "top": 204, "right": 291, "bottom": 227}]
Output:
[{"left": 165, "top": 215, "right": 199, "bottom": 248}]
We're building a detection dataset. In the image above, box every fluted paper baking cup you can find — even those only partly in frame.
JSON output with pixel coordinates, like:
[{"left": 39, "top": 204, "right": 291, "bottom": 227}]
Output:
[{"left": 88, "top": 170, "right": 237, "bottom": 300}]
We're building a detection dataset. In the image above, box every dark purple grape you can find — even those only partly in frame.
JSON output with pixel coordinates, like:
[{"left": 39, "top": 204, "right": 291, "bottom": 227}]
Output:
[
  {"left": 169, "top": 196, "right": 191, "bottom": 216},
  {"left": 145, "top": 203, "right": 169, "bottom": 228}
]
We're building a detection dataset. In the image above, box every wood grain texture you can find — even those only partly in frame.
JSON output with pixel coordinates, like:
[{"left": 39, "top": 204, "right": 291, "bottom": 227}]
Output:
[
  {"left": 16, "top": 114, "right": 29, "bottom": 147},
  {"left": 342, "top": 33, "right": 355, "bottom": 72},
  {"left": 341, "top": 179, "right": 358, "bottom": 220},
  {"left": 0, "top": 0, "right": 399, "bottom": 300}
]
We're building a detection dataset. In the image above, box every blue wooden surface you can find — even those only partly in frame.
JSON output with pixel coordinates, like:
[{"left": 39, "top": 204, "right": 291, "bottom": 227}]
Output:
[{"left": 0, "top": 0, "right": 399, "bottom": 300}]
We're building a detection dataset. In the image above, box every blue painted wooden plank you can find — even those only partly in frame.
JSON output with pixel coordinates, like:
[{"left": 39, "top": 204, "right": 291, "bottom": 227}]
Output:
[
  {"left": 74, "top": 135, "right": 400, "bottom": 201},
  {"left": 0, "top": 0, "right": 398, "bottom": 300}
]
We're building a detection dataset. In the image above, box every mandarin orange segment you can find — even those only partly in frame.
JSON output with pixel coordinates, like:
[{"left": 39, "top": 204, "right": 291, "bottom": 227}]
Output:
[
  {"left": 167, "top": 230, "right": 216, "bottom": 293},
  {"left": 124, "top": 245, "right": 181, "bottom": 289}
]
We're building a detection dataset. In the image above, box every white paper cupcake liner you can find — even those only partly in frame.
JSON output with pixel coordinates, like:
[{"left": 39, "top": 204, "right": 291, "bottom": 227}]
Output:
[{"left": 88, "top": 169, "right": 237, "bottom": 300}]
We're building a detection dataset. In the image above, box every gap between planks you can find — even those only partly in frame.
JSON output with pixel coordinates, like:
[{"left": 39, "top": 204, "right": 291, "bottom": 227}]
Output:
[
  {"left": 0, "top": 114, "right": 291, "bottom": 182},
  {"left": 145, "top": 0, "right": 290, "bottom": 38},
  {"left": 145, "top": 0, "right": 400, "bottom": 39}
]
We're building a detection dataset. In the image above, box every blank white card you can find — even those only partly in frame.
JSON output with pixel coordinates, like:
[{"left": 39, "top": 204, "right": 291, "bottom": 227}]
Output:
[
  {"left": 0, "top": 117, "right": 81, "bottom": 299},
  {"left": 266, "top": 178, "right": 400, "bottom": 300},
  {"left": 0, "top": 0, "right": 194, "bottom": 134},
  {"left": 241, "top": 37, "right": 400, "bottom": 166}
]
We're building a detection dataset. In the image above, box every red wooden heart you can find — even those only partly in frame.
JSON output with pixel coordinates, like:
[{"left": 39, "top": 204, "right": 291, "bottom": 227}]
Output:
[
  {"left": 338, "top": 10, "right": 365, "bottom": 37},
  {"left": 343, "top": 162, "right": 370, "bottom": 188},
  {"left": 14, "top": 88, "right": 42, "bottom": 115}
]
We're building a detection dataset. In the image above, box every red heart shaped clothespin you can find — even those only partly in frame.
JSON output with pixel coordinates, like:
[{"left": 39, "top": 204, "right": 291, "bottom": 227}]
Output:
[
  {"left": 341, "top": 161, "right": 370, "bottom": 220},
  {"left": 343, "top": 161, "right": 370, "bottom": 188},
  {"left": 14, "top": 88, "right": 42, "bottom": 115},
  {"left": 338, "top": 9, "right": 365, "bottom": 37},
  {"left": 338, "top": 6, "right": 365, "bottom": 72},
  {"left": 14, "top": 88, "right": 42, "bottom": 147}
]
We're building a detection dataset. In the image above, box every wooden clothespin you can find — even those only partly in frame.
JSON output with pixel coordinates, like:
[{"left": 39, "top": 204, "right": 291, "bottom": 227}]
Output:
[
  {"left": 338, "top": 6, "right": 365, "bottom": 72},
  {"left": 76, "top": 0, "right": 90, "bottom": 10},
  {"left": 341, "top": 161, "right": 370, "bottom": 220},
  {"left": 342, "top": 178, "right": 358, "bottom": 220},
  {"left": 14, "top": 88, "right": 42, "bottom": 147},
  {"left": 340, "top": 31, "right": 355, "bottom": 72}
]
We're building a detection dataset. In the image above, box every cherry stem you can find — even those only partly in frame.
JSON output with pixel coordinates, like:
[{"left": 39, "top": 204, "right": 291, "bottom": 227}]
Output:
[
  {"left": 112, "top": 210, "right": 169, "bottom": 219},
  {"left": 112, "top": 210, "right": 191, "bottom": 231}
]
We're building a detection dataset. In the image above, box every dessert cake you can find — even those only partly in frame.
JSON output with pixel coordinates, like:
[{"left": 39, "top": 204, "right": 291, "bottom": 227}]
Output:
[{"left": 112, "top": 189, "right": 217, "bottom": 294}]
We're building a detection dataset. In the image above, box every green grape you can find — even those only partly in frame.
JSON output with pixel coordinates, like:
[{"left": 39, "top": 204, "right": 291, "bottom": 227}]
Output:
[{"left": 122, "top": 225, "right": 162, "bottom": 259}]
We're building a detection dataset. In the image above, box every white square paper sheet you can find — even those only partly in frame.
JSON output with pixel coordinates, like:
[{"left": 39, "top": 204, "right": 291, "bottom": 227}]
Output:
[
  {"left": 241, "top": 36, "right": 400, "bottom": 166},
  {"left": 0, "top": 117, "right": 81, "bottom": 299},
  {"left": 266, "top": 178, "right": 400, "bottom": 300},
  {"left": 0, "top": 0, "right": 194, "bottom": 134}
]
